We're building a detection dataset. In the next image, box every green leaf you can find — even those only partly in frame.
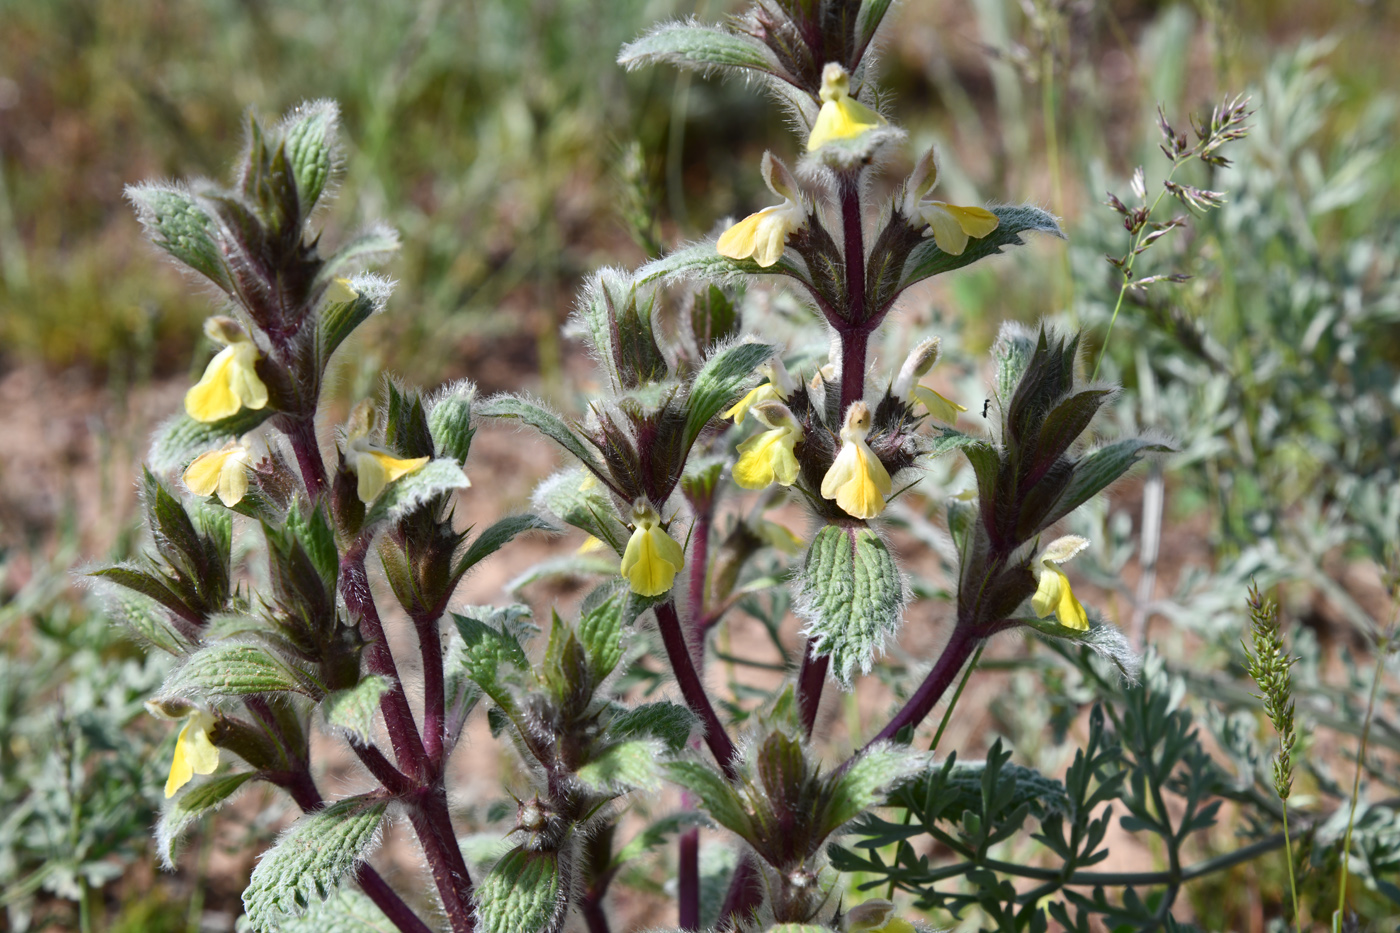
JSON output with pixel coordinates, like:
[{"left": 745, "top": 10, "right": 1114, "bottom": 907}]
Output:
[
  {"left": 455, "top": 514, "right": 554, "bottom": 581},
  {"left": 821, "top": 743, "right": 929, "bottom": 839},
  {"left": 797, "top": 526, "right": 906, "bottom": 688},
  {"left": 322, "top": 676, "right": 394, "bottom": 744},
  {"left": 126, "top": 183, "right": 231, "bottom": 290},
  {"left": 427, "top": 380, "right": 477, "bottom": 463},
  {"left": 577, "top": 590, "right": 625, "bottom": 681},
  {"left": 157, "top": 771, "right": 258, "bottom": 868},
  {"left": 855, "top": 0, "right": 896, "bottom": 53},
  {"left": 262, "top": 889, "right": 400, "bottom": 933},
  {"left": 608, "top": 701, "right": 696, "bottom": 753},
  {"left": 363, "top": 458, "right": 470, "bottom": 528},
  {"left": 318, "top": 291, "right": 378, "bottom": 368},
  {"left": 242, "top": 795, "right": 388, "bottom": 930},
  {"left": 1043, "top": 438, "right": 1172, "bottom": 528},
  {"left": 111, "top": 590, "right": 189, "bottom": 655},
  {"left": 618, "top": 22, "right": 780, "bottom": 75},
  {"left": 477, "top": 395, "right": 608, "bottom": 479},
  {"left": 285, "top": 504, "right": 338, "bottom": 589},
  {"left": 576, "top": 739, "right": 665, "bottom": 794},
  {"left": 473, "top": 847, "right": 562, "bottom": 933},
  {"left": 161, "top": 641, "right": 306, "bottom": 699},
  {"left": 507, "top": 555, "right": 619, "bottom": 594},
  {"left": 683, "top": 340, "right": 776, "bottom": 452},
  {"left": 635, "top": 240, "right": 810, "bottom": 288},
  {"left": 665, "top": 761, "right": 753, "bottom": 840},
  {"left": 316, "top": 224, "right": 400, "bottom": 292},
  {"left": 148, "top": 410, "right": 277, "bottom": 474},
  {"left": 453, "top": 612, "right": 530, "bottom": 708},
  {"left": 925, "top": 426, "right": 987, "bottom": 458},
  {"left": 899, "top": 205, "right": 1065, "bottom": 289},
  {"left": 282, "top": 100, "right": 337, "bottom": 212},
  {"left": 532, "top": 469, "right": 630, "bottom": 556},
  {"left": 91, "top": 565, "right": 196, "bottom": 627}
]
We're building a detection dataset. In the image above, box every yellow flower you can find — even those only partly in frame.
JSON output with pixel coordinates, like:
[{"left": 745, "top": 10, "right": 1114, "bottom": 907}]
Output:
[
  {"left": 821, "top": 401, "right": 892, "bottom": 520},
  {"left": 185, "top": 317, "right": 269, "bottom": 423},
  {"left": 717, "top": 153, "right": 806, "bottom": 267},
  {"left": 845, "top": 899, "right": 916, "bottom": 933},
  {"left": 183, "top": 440, "right": 253, "bottom": 507},
  {"left": 620, "top": 499, "right": 685, "bottom": 597},
  {"left": 342, "top": 401, "right": 435, "bottom": 503},
  {"left": 733, "top": 401, "right": 803, "bottom": 490},
  {"left": 324, "top": 276, "right": 358, "bottom": 303},
  {"left": 901, "top": 148, "right": 1000, "bottom": 256},
  {"left": 163, "top": 710, "right": 220, "bottom": 798},
  {"left": 807, "top": 63, "right": 886, "bottom": 151},
  {"left": 892, "top": 337, "right": 968, "bottom": 424},
  {"left": 723, "top": 358, "right": 797, "bottom": 424},
  {"left": 1030, "top": 535, "right": 1090, "bottom": 631}
]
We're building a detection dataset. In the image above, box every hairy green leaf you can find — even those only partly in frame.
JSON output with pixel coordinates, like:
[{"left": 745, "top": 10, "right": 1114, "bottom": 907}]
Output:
[
  {"left": 127, "top": 183, "right": 231, "bottom": 290},
  {"left": 158, "top": 771, "right": 257, "bottom": 868},
  {"left": 618, "top": 22, "right": 779, "bottom": 75},
  {"left": 635, "top": 240, "right": 810, "bottom": 289},
  {"left": 900, "top": 205, "right": 1065, "bottom": 289},
  {"left": 1044, "top": 438, "right": 1172, "bottom": 528},
  {"left": 322, "top": 676, "right": 394, "bottom": 744},
  {"left": 473, "top": 847, "right": 562, "bottom": 933},
  {"left": 455, "top": 514, "right": 554, "bottom": 581},
  {"left": 149, "top": 409, "right": 277, "bottom": 474},
  {"left": 161, "top": 641, "right": 305, "bottom": 699},
  {"left": 363, "top": 458, "right": 470, "bottom": 527},
  {"left": 684, "top": 340, "right": 775, "bottom": 452},
  {"left": 477, "top": 395, "right": 608, "bottom": 479},
  {"left": 609, "top": 701, "right": 696, "bottom": 753},
  {"left": 576, "top": 739, "right": 665, "bottom": 794},
  {"left": 798, "top": 526, "right": 906, "bottom": 687}
]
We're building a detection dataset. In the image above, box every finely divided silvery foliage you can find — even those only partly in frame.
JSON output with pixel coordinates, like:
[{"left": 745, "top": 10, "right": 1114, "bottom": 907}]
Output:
[{"left": 87, "top": 2, "right": 1399, "bottom": 932}]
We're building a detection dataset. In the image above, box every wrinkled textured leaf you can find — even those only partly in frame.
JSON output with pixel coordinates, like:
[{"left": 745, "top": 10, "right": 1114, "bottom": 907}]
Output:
[
  {"left": 619, "top": 21, "right": 779, "bottom": 75},
  {"left": 149, "top": 409, "right": 278, "bottom": 474},
  {"left": 162, "top": 642, "right": 305, "bottom": 699},
  {"left": 264, "top": 889, "right": 400, "bottom": 933},
  {"left": 473, "top": 847, "right": 562, "bottom": 933},
  {"left": 684, "top": 341, "right": 775, "bottom": 452},
  {"left": 427, "top": 380, "right": 476, "bottom": 463},
  {"left": 531, "top": 469, "right": 630, "bottom": 556},
  {"left": 363, "top": 458, "right": 470, "bottom": 527},
  {"left": 635, "top": 239, "right": 810, "bottom": 288},
  {"left": 127, "top": 183, "right": 231, "bottom": 290},
  {"left": 282, "top": 100, "right": 337, "bottom": 211},
  {"left": 243, "top": 796, "right": 388, "bottom": 931},
  {"left": 576, "top": 739, "right": 665, "bottom": 794},
  {"left": 609, "top": 701, "right": 696, "bottom": 753},
  {"left": 576, "top": 589, "right": 625, "bottom": 681},
  {"left": 797, "top": 525, "right": 906, "bottom": 687},
  {"left": 822, "top": 743, "right": 929, "bottom": 838},
  {"left": 158, "top": 771, "right": 257, "bottom": 867},
  {"left": 322, "top": 676, "right": 394, "bottom": 744}
]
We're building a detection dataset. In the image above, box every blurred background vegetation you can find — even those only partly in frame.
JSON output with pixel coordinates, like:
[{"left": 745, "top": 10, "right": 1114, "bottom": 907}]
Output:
[{"left": 1, "top": 0, "right": 1397, "bottom": 929}]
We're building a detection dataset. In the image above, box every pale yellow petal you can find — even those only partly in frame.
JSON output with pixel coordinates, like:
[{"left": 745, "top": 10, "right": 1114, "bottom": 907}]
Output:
[
  {"left": 722, "top": 383, "right": 779, "bottom": 423},
  {"left": 369, "top": 451, "right": 430, "bottom": 485},
  {"left": 913, "top": 385, "right": 967, "bottom": 424},
  {"left": 165, "top": 714, "right": 219, "bottom": 798},
  {"left": 228, "top": 343, "right": 269, "bottom": 410},
  {"left": 822, "top": 440, "right": 891, "bottom": 520},
  {"left": 716, "top": 210, "right": 767, "bottom": 261},
  {"left": 217, "top": 453, "right": 249, "bottom": 507},
  {"left": 734, "top": 430, "right": 782, "bottom": 489},
  {"left": 807, "top": 97, "right": 884, "bottom": 151},
  {"left": 185, "top": 347, "right": 242, "bottom": 422},
  {"left": 922, "top": 204, "right": 970, "bottom": 255},
  {"left": 621, "top": 524, "right": 684, "bottom": 597},
  {"left": 355, "top": 451, "right": 389, "bottom": 503},
  {"left": 820, "top": 444, "right": 859, "bottom": 500},
  {"left": 1032, "top": 565, "right": 1088, "bottom": 631},
  {"left": 183, "top": 450, "right": 229, "bottom": 498},
  {"left": 751, "top": 214, "right": 791, "bottom": 267},
  {"left": 165, "top": 726, "right": 194, "bottom": 798},
  {"left": 944, "top": 203, "right": 1000, "bottom": 239}
]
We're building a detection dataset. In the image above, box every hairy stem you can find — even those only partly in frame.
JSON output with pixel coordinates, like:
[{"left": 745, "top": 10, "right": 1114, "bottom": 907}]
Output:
[
  {"left": 718, "top": 857, "right": 762, "bottom": 930},
  {"left": 407, "top": 790, "right": 476, "bottom": 933},
  {"left": 655, "top": 600, "right": 737, "bottom": 778},
  {"left": 340, "top": 546, "right": 430, "bottom": 781},
  {"left": 284, "top": 414, "right": 328, "bottom": 501},
  {"left": 412, "top": 611, "right": 447, "bottom": 772},
  {"left": 863, "top": 623, "right": 980, "bottom": 751}
]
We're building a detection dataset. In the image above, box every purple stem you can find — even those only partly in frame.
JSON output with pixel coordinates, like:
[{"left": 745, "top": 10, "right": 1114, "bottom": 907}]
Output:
[
  {"left": 412, "top": 611, "right": 447, "bottom": 772},
  {"left": 862, "top": 623, "right": 981, "bottom": 752},
  {"left": 654, "top": 600, "right": 738, "bottom": 779},
  {"left": 678, "top": 827, "right": 701, "bottom": 931},
  {"left": 340, "top": 546, "right": 430, "bottom": 781},
  {"left": 408, "top": 787, "right": 477, "bottom": 932},
  {"left": 284, "top": 414, "right": 327, "bottom": 502},
  {"left": 717, "top": 857, "right": 762, "bottom": 930}
]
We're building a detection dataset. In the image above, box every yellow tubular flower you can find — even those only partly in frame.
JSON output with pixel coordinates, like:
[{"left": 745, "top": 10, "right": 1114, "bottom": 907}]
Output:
[
  {"left": 183, "top": 441, "right": 253, "bottom": 507},
  {"left": 807, "top": 63, "right": 886, "bottom": 151},
  {"left": 821, "top": 402, "right": 892, "bottom": 520},
  {"left": 185, "top": 317, "right": 269, "bottom": 423},
  {"left": 733, "top": 401, "right": 804, "bottom": 490},
  {"left": 892, "top": 337, "right": 968, "bottom": 425},
  {"left": 342, "top": 400, "right": 435, "bottom": 503},
  {"left": 723, "top": 358, "right": 797, "bottom": 424},
  {"left": 845, "top": 899, "right": 917, "bottom": 933},
  {"left": 901, "top": 148, "right": 1000, "bottom": 256},
  {"left": 1030, "top": 535, "right": 1091, "bottom": 631},
  {"left": 717, "top": 152, "right": 806, "bottom": 268},
  {"left": 164, "top": 710, "right": 219, "bottom": 798},
  {"left": 620, "top": 499, "right": 685, "bottom": 597}
]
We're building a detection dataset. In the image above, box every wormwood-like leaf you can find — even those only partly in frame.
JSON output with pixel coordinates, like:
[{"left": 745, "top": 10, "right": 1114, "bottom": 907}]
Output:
[
  {"left": 899, "top": 205, "right": 1065, "bottom": 290},
  {"left": 798, "top": 525, "right": 906, "bottom": 688},
  {"left": 576, "top": 739, "right": 665, "bottom": 794},
  {"left": 478, "top": 395, "right": 609, "bottom": 479},
  {"left": 635, "top": 240, "right": 812, "bottom": 289},
  {"left": 618, "top": 21, "right": 780, "bottom": 76},
  {"left": 474, "top": 847, "right": 563, "bottom": 933},
  {"left": 362, "top": 458, "right": 470, "bottom": 527},
  {"left": 161, "top": 641, "right": 306, "bottom": 699},
  {"left": 322, "top": 675, "right": 394, "bottom": 744},
  {"left": 242, "top": 795, "right": 388, "bottom": 931},
  {"left": 684, "top": 341, "right": 776, "bottom": 452},
  {"left": 157, "top": 771, "right": 258, "bottom": 868}
]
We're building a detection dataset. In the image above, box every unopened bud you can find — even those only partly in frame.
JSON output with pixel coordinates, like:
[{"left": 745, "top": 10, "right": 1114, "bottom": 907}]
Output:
[
  {"left": 761, "top": 151, "right": 800, "bottom": 203},
  {"left": 203, "top": 315, "right": 248, "bottom": 346},
  {"left": 892, "top": 337, "right": 942, "bottom": 400}
]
